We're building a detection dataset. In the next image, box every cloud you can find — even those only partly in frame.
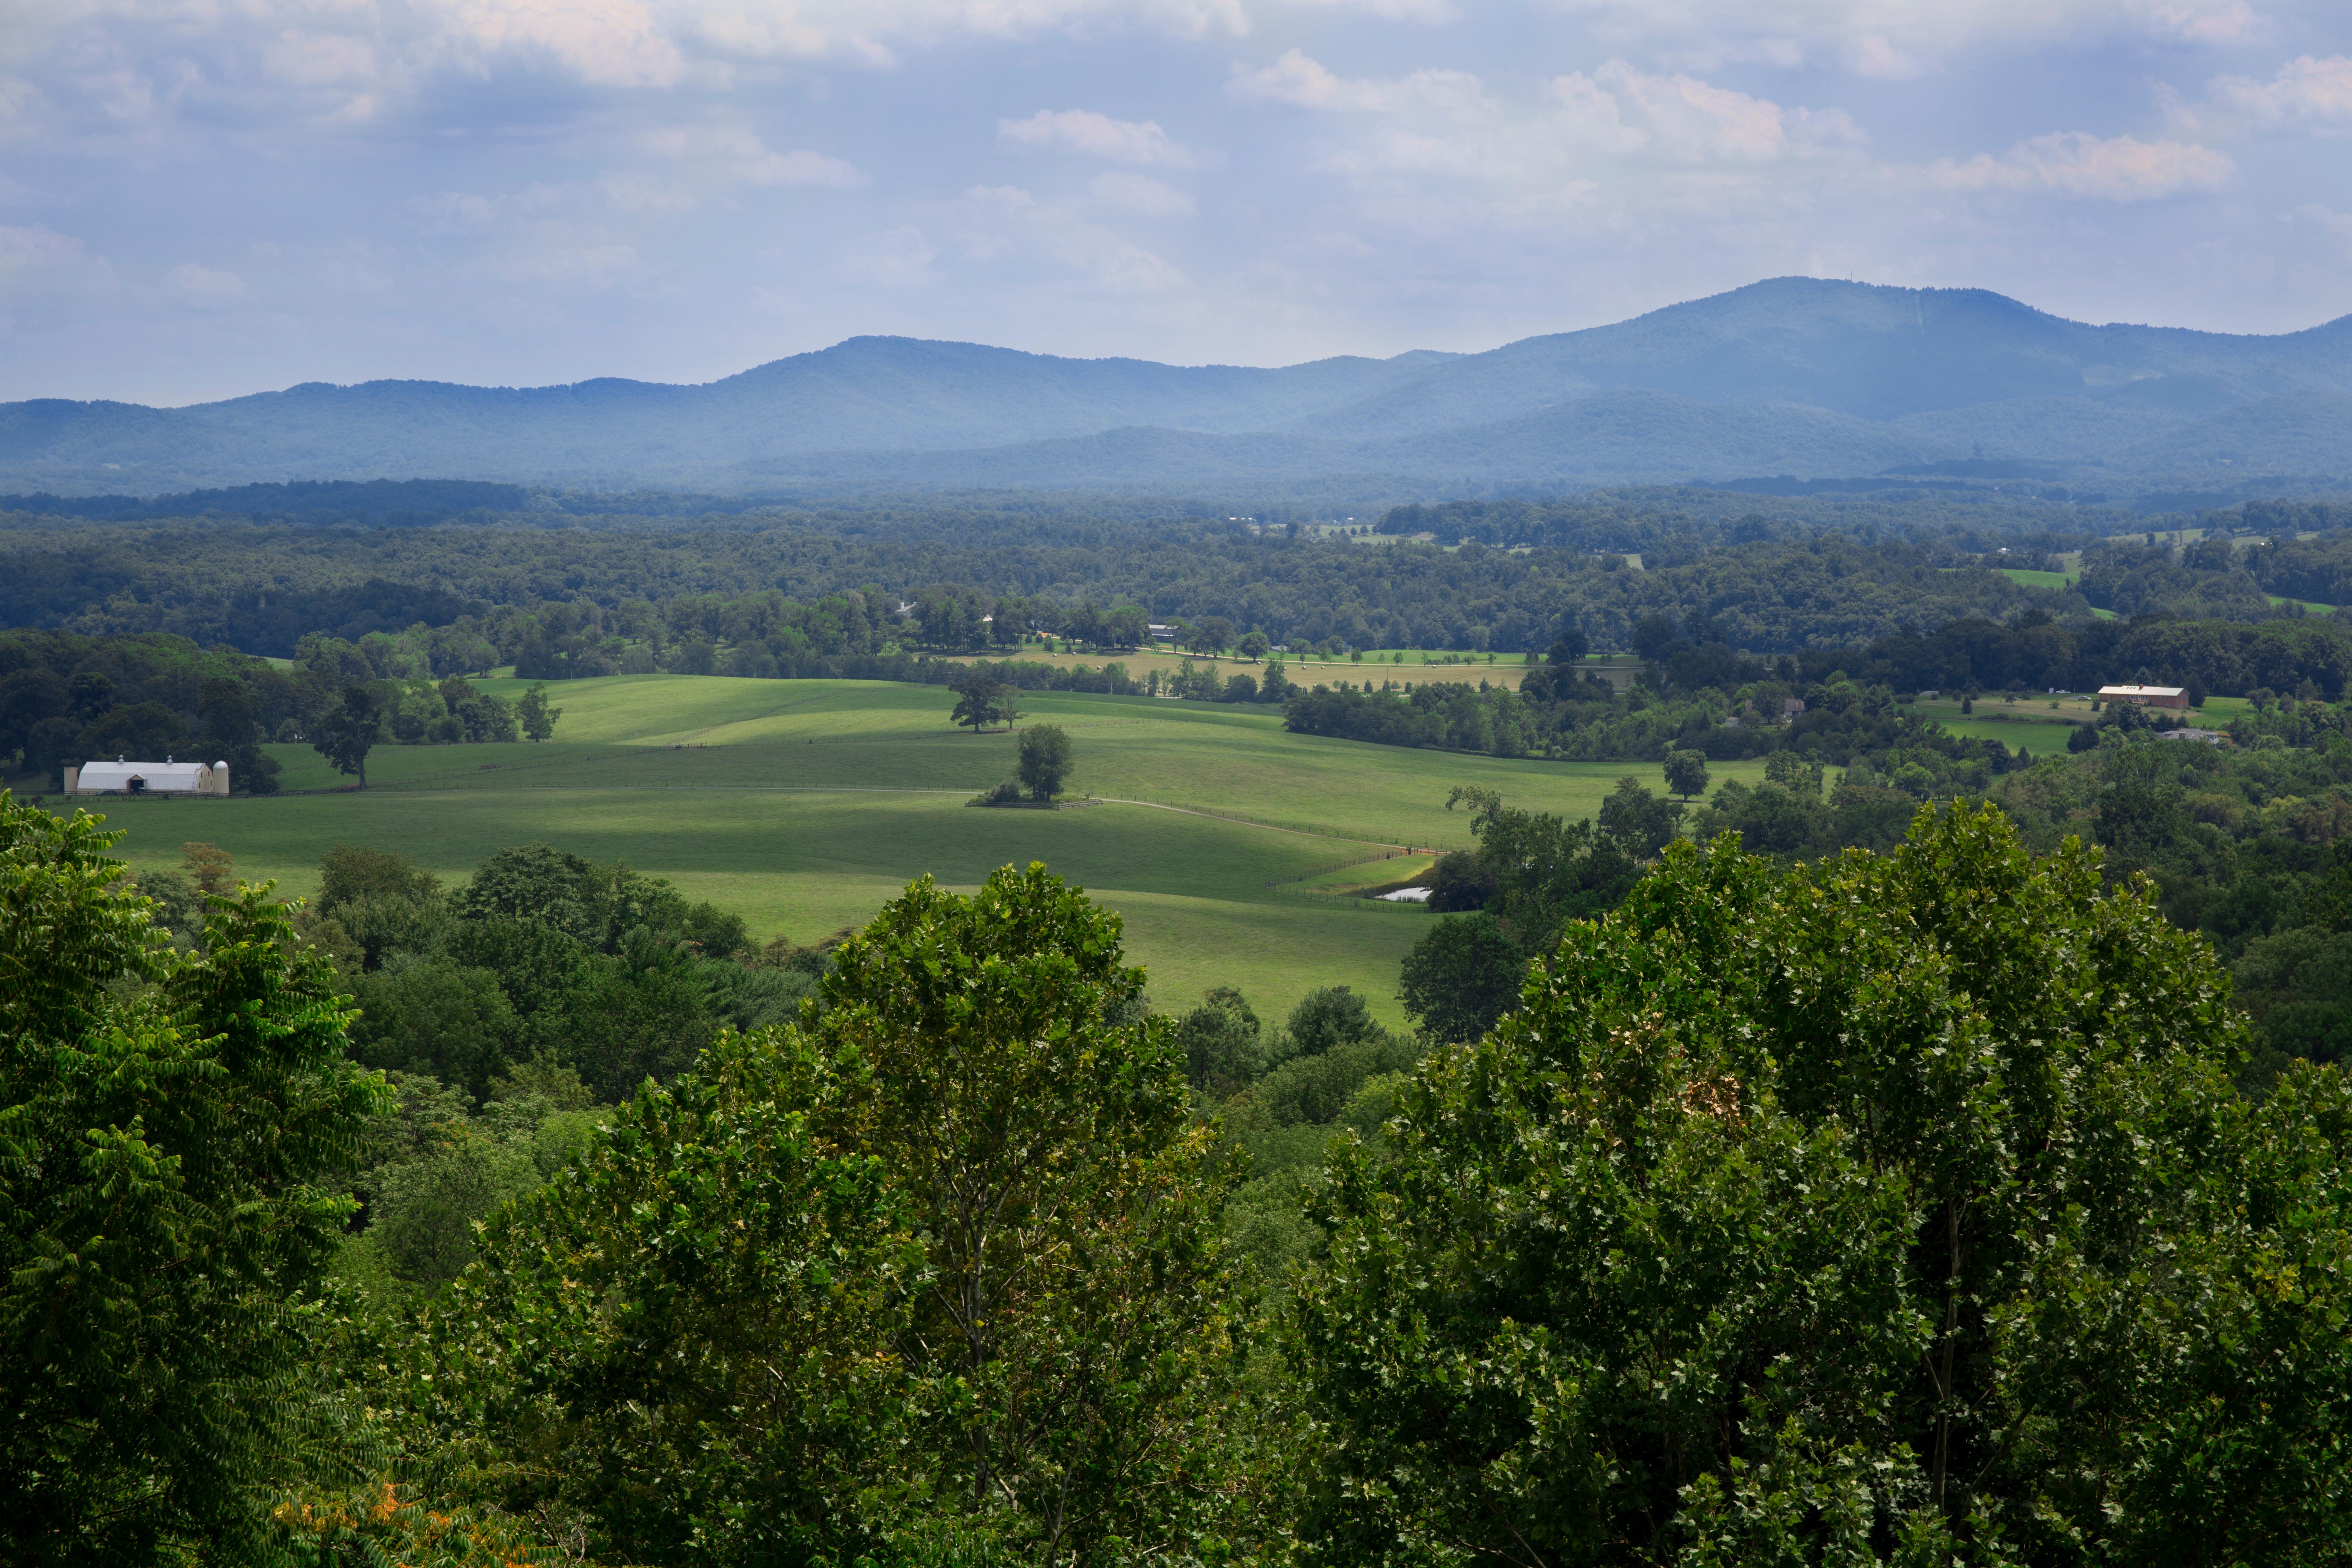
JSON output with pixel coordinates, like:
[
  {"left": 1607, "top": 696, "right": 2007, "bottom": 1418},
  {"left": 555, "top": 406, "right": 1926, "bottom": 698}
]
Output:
[
  {"left": 1274, "top": 0, "right": 1456, "bottom": 18},
  {"left": 641, "top": 125, "right": 866, "bottom": 186},
  {"left": 840, "top": 225, "right": 941, "bottom": 288},
  {"left": 1547, "top": 0, "right": 2264, "bottom": 76},
  {"left": 0, "top": 223, "right": 116, "bottom": 307},
  {"left": 2286, "top": 203, "right": 2352, "bottom": 261},
  {"left": 1931, "top": 131, "right": 2234, "bottom": 199},
  {"left": 0, "top": 222, "right": 89, "bottom": 279},
  {"left": 998, "top": 109, "right": 1199, "bottom": 166},
  {"left": 480, "top": 239, "right": 641, "bottom": 284},
  {"left": 1088, "top": 170, "right": 1196, "bottom": 215},
  {"left": 2197, "top": 54, "right": 2352, "bottom": 131},
  {"left": 3, "top": 0, "right": 1261, "bottom": 153},
  {"left": 1577, "top": 60, "right": 1864, "bottom": 163},
  {"left": 165, "top": 261, "right": 250, "bottom": 304},
  {"left": 940, "top": 183, "right": 1192, "bottom": 292},
  {"left": 1234, "top": 52, "right": 1862, "bottom": 187},
  {"left": 1227, "top": 49, "right": 1485, "bottom": 113},
  {"left": 423, "top": 0, "right": 690, "bottom": 89}
]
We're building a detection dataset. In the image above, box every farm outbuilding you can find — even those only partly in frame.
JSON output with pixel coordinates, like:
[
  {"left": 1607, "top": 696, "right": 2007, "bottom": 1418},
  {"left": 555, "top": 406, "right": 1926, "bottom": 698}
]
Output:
[
  {"left": 2096, "top": 685, "right": 2190, "bottom": 710},
  {"left": 65, "top": 757, "right": 231, "bottom": 796}
]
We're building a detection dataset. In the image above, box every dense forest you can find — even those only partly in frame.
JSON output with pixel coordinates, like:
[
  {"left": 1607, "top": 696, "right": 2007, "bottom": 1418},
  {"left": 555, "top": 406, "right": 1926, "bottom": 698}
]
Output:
[{"left": 9, "top": 488, "right": 2349, "bottom": 662}]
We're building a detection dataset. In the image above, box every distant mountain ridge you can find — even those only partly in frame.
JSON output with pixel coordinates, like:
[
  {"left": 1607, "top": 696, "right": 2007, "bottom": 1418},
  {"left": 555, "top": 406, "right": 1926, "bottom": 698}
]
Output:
[{"left": 5, "top": 278, "right": 2348, "bottom": 500}]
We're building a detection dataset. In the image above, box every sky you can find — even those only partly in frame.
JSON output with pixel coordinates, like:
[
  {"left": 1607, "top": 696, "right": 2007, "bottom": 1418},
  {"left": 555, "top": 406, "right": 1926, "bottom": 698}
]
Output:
[{"left": 2, "top": 0, "right": 2349, "bottom": 405}]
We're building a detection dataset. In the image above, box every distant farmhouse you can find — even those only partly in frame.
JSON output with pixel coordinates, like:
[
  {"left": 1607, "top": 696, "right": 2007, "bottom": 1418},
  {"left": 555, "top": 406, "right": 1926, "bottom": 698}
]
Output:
[
  {"left": 2097, "top": 684, "right": 2190, "bottom": 710},
  {"left": 65, "top": 757, "right": 231, "bottom": 796}
]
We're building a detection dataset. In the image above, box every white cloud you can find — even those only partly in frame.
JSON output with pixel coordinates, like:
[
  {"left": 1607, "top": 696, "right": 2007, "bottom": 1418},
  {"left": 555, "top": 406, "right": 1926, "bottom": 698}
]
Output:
[
  {"left": 1273, "top": 0, "right": 1455, "bottom": 18},
  {"left": 1548, "top": 0, "right": 2264, "bottom": 76},
  {"left": 1931, "top": 131, "right": 2234, "bottom": 199},
  {"left": 840, "top": 224, "right": 941, "bottom": 288},
  {"left": 1088, "top": 170, "right": 1196, "bottom": 215},
  {"left": 998, "top": 109, "right": 1199, "bottom": 166},
  {"left": 1234, "top": 52, "right": 1862, "bottom": 188},
  {"left": 0, "top": 223, "right": 116, "bottom": 310},
  {"left": 2199, "top": 54, "right": 2352, "bottom": 131},
  {"left": 641, "top": 125, "right": 866, "bottom": 185},
  {"left": 2, "top": 0, "right": 1263, "bottom": 153},
  {"left": 1581, "top": 60, "right": 1863, "bottom": 163},
  {"left": 1227, "top": 49, "right": 1484, "bottom": 113},
  {"left": 0, "top": 222, "right": 88, "bottom": 278},
  {"left": 423, "top": 0, "right": 690, "bottom": 89},
  {"left": 481, "top": 238, "right": 641, "bottom": 284},
  {"left": 165, "top": 261, "right": 249, "bottom": 303},
  {"left": 941, "top": 183, "right": 1192, "bottom": 292},
  {"left": 2286, "top": 203, "right": 2352, "bottom": 260}
]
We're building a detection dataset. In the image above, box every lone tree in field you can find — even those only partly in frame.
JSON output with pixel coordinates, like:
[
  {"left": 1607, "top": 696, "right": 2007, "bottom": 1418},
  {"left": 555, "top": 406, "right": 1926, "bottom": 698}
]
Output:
[
  {"left": 1237, "top": 631, "right": 1270, "bottom": 662},
  {"left": 1017, "top": 724, "right": 1073, "bottom": 802},
  {"left": 1663, "top": 747, "right": 1710, "bottom": 801},
  {"left": 312, "top": 685, "right": 379, "bottom": 787},
  {"left": 517, "top": 682, "right": 561, "bottom": 742},
  {"left": 951, "top": 675, "right": 1014, "bottom": 733}
]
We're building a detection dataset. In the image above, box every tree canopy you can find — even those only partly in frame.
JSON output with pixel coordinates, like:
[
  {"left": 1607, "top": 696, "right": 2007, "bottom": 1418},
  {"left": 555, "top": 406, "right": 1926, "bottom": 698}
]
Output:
[
  {"left": 0, "top": 792, "right": 385, "bottom": 1564},
  {"left": 1291, "top": 803, "right": 2352, "bottom": 1564}
]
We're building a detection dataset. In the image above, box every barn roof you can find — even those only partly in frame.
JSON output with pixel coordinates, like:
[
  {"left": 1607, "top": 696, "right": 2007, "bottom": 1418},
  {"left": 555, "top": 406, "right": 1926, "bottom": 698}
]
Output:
[{"left": 77, "top": 760, "right": 223, "bottom": 792}]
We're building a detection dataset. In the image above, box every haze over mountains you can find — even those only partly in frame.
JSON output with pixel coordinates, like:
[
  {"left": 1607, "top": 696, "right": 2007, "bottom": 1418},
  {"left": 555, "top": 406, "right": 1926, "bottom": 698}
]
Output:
[{"left": 8, "top": 278, "right": 2349, "bottom": 504}]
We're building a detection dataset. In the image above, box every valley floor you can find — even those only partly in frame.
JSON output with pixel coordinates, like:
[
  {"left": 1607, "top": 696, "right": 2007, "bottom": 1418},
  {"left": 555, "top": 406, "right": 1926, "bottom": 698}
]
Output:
[{"left": 76, "top": 675, "right": 1764, "bottom": 1021}]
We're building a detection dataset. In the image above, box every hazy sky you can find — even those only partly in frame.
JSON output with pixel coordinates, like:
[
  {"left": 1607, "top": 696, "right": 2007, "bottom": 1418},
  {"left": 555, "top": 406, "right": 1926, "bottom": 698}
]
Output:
[{"left": 3, "top": 0, "right": 2349, "bottom": 404}]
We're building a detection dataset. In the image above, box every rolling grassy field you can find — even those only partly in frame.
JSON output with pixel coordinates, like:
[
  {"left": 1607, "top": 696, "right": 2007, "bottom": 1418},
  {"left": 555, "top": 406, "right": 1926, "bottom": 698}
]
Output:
[{"left": 78, "top": 675, "right": 1766, "bottom": 1023}]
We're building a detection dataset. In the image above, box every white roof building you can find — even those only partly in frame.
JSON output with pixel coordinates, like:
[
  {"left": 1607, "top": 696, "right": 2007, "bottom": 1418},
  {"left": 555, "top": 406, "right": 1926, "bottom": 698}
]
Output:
[{"left": 67, "top": 757, "right": 231, "bottom": 796}]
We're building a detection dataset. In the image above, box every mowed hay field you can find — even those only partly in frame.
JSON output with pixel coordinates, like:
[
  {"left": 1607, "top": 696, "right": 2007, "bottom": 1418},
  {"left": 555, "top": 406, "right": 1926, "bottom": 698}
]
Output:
[{"left": 87, "top": 675, "right": 1766, "bottom": 1021}]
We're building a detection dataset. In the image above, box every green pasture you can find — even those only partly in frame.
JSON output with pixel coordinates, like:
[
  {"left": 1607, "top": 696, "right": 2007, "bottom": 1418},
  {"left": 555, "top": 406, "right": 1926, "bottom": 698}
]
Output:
[
  {"left": 1997, "top": 567, "right": 2076, "bottom": 590},
  {"left": 1903, "top": 694, "right": 2091, "bottom": 748},
  {"left": 83, "top": 676, "right": 1769, "bottom": 1022}
]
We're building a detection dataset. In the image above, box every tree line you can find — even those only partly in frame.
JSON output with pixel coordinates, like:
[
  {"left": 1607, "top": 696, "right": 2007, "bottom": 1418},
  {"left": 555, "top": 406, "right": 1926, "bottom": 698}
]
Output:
[
  {"left": 0, "top": 628, "right": 567, "bottom": 792},
  {"left": 0, "top": 500, "right": 2201, "bottom": 662}
]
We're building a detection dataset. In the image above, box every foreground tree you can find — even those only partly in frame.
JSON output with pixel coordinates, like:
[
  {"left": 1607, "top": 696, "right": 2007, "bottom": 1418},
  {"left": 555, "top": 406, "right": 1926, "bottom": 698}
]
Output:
[
  {"left": 1291, "top": 803, "right": 2352, "bottom": 1564},
  {"left": 445, "top": 864, "right": 1236, "bottom": 1566},
  {"left": 0, "top": 793, "right": 386, "bottom": 1563}
]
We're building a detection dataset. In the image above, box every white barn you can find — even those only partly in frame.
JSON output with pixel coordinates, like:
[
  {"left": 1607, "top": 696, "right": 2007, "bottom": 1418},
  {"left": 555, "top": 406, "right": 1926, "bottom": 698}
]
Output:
[{"left": 65, "top": 757, "right": 231, "bottom": 797}]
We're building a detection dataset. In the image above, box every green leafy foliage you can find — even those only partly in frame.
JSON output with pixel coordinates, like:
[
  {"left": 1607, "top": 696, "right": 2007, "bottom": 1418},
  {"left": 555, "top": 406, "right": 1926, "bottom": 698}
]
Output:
[
  {"left": 514, "top": 681, "right": 559, "bottom": 742},
  {"left": 1396, "top": 911, "right": 1525, "bottom": 1045},
  {"left": 1015, "top": 724, "right": 1072, "bottom": 801},
  {"left": 0, "top": 792, "right": 387, "bottom": 1564},
  {"left": 1289, "top": 803, "right": 2352, "bottom": 1562},
  {"left": 312, "top": 685, "right": 379, "bottom": 785},
  {"left": 424, "top": 864, "right": 1238, "bottom": 1566}
]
